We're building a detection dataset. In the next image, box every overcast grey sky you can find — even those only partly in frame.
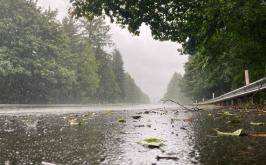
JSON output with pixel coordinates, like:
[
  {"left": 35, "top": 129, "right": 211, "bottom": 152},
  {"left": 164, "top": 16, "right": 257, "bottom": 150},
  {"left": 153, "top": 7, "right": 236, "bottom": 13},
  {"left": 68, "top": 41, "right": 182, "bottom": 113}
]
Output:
[{"left": 38, "top": 0, "right": 188, "bottom": 102}]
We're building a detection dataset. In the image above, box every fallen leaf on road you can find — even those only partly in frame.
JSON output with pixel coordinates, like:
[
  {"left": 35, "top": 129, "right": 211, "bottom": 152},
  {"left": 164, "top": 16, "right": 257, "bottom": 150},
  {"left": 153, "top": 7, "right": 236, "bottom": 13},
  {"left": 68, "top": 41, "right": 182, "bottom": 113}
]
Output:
[
  {"left": 223, "top": 111, "right": 234, "bottom": 116},
  {"left": 118, "top": 119, "right": 126, "bottom": 123},
  {"left": 214, "top": 129, "right": 242, "bottom": 136},
  {"left": 41, "top": 161, "right": 56, "bottom": 165},
  {"left": 69, "top": 119, "right": 80, "bottom": 126},
  {"left": 139, "top": 138, "right": 164, "bottom": 148},
  {"left": 250, "top": 122, "right": 264, "bottom": 126}
]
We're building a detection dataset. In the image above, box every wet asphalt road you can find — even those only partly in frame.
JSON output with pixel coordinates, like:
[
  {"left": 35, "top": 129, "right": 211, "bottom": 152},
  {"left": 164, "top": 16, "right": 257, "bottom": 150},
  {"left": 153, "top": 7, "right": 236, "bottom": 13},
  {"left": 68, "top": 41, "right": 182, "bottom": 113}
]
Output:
[{"left": 1, "top": 105, "right": 266, "bottom": 165}]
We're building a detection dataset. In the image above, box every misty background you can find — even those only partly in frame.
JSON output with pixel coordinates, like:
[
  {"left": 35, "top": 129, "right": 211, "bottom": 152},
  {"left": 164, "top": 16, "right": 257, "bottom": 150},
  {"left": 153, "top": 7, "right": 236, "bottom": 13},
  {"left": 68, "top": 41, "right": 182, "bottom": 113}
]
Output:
[{"left": 38, "top": 0, "right": 188, "bottom": 102}]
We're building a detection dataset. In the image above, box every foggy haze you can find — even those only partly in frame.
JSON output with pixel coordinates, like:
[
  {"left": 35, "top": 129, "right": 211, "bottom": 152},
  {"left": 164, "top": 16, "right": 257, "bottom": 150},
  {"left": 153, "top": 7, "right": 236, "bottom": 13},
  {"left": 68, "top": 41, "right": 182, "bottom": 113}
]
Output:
[{"left": 38, "top": 0, "right": 188, "bottom": 102}]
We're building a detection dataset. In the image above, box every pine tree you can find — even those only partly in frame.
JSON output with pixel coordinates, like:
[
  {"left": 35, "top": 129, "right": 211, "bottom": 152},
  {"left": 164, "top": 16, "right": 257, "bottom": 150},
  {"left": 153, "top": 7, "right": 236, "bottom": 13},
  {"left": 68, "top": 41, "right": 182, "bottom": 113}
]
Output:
[
  {"left": 95, "top": 49, "right": 121, "bottom": 103},
  {"left": 112, "top": 49, "right": 125, "bottom": 101}
]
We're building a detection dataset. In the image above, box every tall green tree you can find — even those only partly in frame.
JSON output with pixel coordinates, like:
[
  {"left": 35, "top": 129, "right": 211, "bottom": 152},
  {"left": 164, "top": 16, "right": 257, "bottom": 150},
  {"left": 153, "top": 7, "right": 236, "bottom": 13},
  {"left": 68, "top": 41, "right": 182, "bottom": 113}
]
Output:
[
  {"left": 112, "top": 49, "right": 125, "bottom": 100},
  {"left": 0, "top": 0, "right": 75, "bottom": 103},
  {"left": 62, "top": 17, "right": 99, "bottom": 103},
  {"left": 78, "top": 16, "right": 113, "bottom": 48},
  {"left": 95, "top": 49, "right": 121, "bottom": 103}
]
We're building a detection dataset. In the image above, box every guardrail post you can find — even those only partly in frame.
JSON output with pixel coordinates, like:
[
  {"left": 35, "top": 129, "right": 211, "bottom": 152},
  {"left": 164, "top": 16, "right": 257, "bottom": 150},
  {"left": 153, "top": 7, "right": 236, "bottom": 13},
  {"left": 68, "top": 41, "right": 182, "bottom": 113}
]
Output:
[
  {"left": 212, "top": 93, "right": 215, "bottom": 99},
  {"left": 231, "top": 99, "right": 234, "bottom": 105},
  {"left": 245, "top": 70, "right": 250, "bottom": 85}
]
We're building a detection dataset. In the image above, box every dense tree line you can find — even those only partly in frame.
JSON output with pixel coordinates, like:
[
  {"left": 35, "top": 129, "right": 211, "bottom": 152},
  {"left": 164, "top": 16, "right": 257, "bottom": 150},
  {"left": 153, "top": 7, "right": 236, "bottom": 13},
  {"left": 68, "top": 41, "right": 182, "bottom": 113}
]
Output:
[
  {"left": 0, "top": 0, "right": 149, "bottom": 104},
  {"left": 70, "top": 0, "right": 266, "bottom": 102},
  {"left": 163, "top": 73, "right": 190, "bottom": 104},
  {"left": 124, "top": 73, "right": 150, "bottom": 104}
]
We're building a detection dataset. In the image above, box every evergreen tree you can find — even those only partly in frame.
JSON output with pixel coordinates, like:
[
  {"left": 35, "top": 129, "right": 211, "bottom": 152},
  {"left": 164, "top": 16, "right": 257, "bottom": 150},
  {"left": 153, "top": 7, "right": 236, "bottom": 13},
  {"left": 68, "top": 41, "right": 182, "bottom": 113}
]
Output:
[
  {"left": 112, "top": 49, "right": 125, "bottom": 100},
  {"left": 62, "top": 17, "right": 99, "bottom": 103},
  {"left": 95, "top": 49, "right": 121, "bottom": 103},
  {"left": 78, "top": 17, "right": 113, "bottom": 48}
]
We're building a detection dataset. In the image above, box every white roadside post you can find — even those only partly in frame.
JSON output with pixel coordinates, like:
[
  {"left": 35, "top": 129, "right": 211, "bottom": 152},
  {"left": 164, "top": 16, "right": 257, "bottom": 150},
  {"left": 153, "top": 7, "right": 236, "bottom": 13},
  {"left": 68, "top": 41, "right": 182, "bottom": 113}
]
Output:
[
  {"left": 245, "top": 70, "right": 250, "bottom": 85},
  {"left": 245, "top": 69, "right": 253, "bottom": 104}
]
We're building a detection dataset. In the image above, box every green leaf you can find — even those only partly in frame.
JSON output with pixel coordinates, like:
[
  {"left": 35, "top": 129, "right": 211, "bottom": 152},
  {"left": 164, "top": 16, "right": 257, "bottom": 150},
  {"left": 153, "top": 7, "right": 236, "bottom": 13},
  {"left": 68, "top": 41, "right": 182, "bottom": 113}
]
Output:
[
  {"left": 118, "top": 119, "right": 126, "bottom": 123},
  {"left": 69, "top": 119, "right": 81, "bottom": 126},
  {"left": 223, "top": 111, "right": 234, "bottom": 116},
  {"left": 139, "top": 138, "right": 163, "bottom": 148},
  {"left": 144, "top": 138, "right": 161, "bottom": 143}
]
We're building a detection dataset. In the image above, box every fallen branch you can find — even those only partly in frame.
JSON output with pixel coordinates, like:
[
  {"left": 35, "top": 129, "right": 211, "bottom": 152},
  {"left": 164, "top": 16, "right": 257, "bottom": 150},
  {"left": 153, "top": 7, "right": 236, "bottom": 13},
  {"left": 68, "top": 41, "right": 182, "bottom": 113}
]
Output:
[{"left": 161, "top": 99, "right": 200, "bottom": 111}]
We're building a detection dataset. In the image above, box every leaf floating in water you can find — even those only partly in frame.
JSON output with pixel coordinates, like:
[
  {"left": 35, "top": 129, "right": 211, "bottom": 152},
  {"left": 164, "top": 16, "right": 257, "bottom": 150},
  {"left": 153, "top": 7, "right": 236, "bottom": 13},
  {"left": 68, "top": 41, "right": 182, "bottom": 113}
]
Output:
[
  {"left": 250, "top": 122, "right": 264, "bottom": 126},
  {"left": 69, "top": 119, "right": 80, "bottom": 126},
  {"left": 144, "top": 138, "right": 161, "bottom": 143},
  {"left": 118, "top": 119, "right": 126, "bottom": 123},
  {"left": 223, "top": 111, "right": 234, "bottom": 116},
  {"left": 139, "top": 138, "right": 163, "bottom": 148},
  {"left": 214, "top": 129, "right": 242, "bottom": 136}
]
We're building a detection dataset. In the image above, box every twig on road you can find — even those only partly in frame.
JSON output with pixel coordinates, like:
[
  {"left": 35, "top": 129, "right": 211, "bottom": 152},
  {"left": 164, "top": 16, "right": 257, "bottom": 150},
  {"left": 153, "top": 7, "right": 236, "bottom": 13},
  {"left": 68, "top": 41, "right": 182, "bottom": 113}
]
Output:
[{"left": 161, "top": 99, "right": 201, "bottom": 112}]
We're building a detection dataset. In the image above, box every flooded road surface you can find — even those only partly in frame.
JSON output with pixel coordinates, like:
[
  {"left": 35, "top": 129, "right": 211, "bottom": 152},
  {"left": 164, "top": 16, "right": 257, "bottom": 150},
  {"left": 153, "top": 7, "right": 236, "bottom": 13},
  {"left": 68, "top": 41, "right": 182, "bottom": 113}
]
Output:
[{"left": 1, "top": 105, "right": 266, "bottom": 165}]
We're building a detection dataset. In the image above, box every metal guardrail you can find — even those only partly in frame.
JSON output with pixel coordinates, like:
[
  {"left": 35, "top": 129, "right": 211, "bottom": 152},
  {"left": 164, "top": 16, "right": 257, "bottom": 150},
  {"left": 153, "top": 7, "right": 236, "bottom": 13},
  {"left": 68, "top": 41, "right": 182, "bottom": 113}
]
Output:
[{"left": 199, "top": 77, "right": 266, "bottom": 105}]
